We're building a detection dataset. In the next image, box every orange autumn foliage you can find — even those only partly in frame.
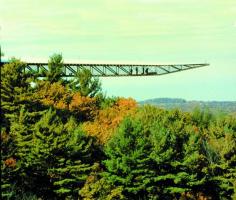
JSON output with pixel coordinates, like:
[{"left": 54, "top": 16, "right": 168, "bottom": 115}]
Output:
[
  {"left": 36, "top": 82, "right": 136, "bottom": 135},
  {"left": 36, "top": 81, "right": 98, "bottom": 120},
  {"left": 116, "top": 97, "right": 137, "bottom": 109},
  {"left": 69, "top": 93, "right": 98, "bottom": 120},
  {"left": 4, "top": 158, "right": 16, "bottom": 168},
  {"left": 83, "top": 98, "right": 137, "bottom": 144},
  {"left": 36, "top": 81, "right": 70, "bottom": 110}
]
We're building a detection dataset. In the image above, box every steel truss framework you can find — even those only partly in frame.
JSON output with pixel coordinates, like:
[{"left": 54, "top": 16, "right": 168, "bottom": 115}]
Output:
[{"left": 0, "top": 62, "right": 209, "bottom": 77}]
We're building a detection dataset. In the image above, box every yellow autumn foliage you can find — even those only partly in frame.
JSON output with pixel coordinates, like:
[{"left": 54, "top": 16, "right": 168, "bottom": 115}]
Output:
[
  {"left": 83, "top": 97, "right": 137, "bottom": 144},
  {"left": 35, "top": 81, "right": 98, "bottom": 120}
]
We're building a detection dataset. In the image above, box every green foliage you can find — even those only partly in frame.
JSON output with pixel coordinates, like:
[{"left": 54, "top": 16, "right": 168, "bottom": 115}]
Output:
[
  {"left": 206, "top": 115, "right": 236, "bottom": 199},
  {"left": 80, "top": 175, "right": 126, "bottom": 200},
  {"left": 49, "top": 127, "right": 99, "bottom": 199},
  {"left": 45, "top": 53, "right": 64, "bottom": 83},
  {"left": 99, "top": 96, "right": 119, "bottom": 109},
  {"left": 70, "top": 68, "right": 101, "bottom": 97},
  {"left": 101, "top": 107, "right": 236, "bottom": 199},
  {"left": 103, "top": 117, "right": 154, "bottom": 199},
  {"left": 1, "top": 59, "right": 31, "bottom": 129},
  {"left": 192, "top": 107, "right": 214, "bottom": 128},
  {"left": 1, "top": 59, "right": 34, "bottom": 199}
]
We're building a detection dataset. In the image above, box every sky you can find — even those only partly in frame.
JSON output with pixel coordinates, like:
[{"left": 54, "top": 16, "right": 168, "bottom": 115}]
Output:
[{"left": 1, "top": 0, "right": 236, "bottom": 101}]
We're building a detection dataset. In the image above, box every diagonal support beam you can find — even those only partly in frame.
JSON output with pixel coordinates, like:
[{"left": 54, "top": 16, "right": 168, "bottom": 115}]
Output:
[{"left": 0, "top": 61, "right": 209, "bottom": 77}]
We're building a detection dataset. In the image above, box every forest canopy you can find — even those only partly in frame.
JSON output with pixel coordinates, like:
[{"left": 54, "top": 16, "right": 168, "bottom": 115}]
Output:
[{"left": 1, "top": 55, "right": 236, "bottom": 200}]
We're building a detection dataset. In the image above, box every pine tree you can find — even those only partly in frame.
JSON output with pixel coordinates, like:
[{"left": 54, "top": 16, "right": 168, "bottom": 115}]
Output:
[
  {"left": 45, "top": 53, "right": 64, "bottom": 83},
  {"left": 70, "top": 68, "right": 101, "bottom": 97},
  {"left": 141, "top": 107, "right": 219, "bottom": 199},
  {"left": 19, "top": 109, "right": 99, "bottom": 199},
  {"left": 206, "top": 115, "right": 236, "bottom": 199},
  {"left": 49, "top": 127, "right": 97, "bottom": 199},
  {"left": 103, "top": 117, "right": 155, "bottom": 199},
  {"left": 102, "top": 107, "right": 224, "bottom": 199},
  {"left": 1, "top": 106, "right": 47, "bottom": 199},
  {"left": 1, "top": 59, "right": 32, "bottom": 199},
  {"left": 1, "top": 59, "right": 31, "bottom": 130}
]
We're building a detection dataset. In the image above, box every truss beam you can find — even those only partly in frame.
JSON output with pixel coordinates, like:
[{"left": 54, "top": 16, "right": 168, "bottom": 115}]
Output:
[{"left": 0, "top": 62, "right": 209, "bottom": 77}]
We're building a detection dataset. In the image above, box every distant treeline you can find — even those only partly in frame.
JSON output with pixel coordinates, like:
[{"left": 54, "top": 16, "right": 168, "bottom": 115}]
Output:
[
  {"left": 139, "top": 98, "right": 236, "bottom": 114},
  {"left": 1, "top": 55, "right": 236, "bottom": 200}
]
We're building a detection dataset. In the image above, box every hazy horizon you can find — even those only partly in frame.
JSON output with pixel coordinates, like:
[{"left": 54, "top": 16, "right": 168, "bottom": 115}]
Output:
[{"left": 138, "top": 97, "right": 236, "bottom": 102}]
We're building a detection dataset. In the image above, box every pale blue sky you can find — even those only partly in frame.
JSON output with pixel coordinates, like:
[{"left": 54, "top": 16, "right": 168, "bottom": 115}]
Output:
[{"left": 1, "top": 0, "right": 236, "bottom": 101}]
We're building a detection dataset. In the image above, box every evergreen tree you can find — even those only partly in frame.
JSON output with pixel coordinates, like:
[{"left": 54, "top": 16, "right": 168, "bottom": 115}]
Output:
[
  {"left": 102, "top": 107, "right": 225, "bottom": 199},
  {"left": 1, "top": 59, "right": 31, "bottom": 130},
  {"left": 45, "top": 53, "right": 64, "bottom": 83},
  {"left": 70, "top": 68, "right": 101, "bottom": 97},
  {"left": 206, "top": 116, "right": 236, "bottom": 199},
  {"left": 103, "top": 117, "right": 155, "bottom": 199},
  {"left": 49, "top": 127, "right": 97, "bottom": 199},
  {"left": 16, "top": 109, "right": 99, "bottom": 199},
  {"left": 8, "top": 106, "right": 43, "bottom": 197},
  {"left": 1, "top": 59, "right": 32, "bottom": 199}
]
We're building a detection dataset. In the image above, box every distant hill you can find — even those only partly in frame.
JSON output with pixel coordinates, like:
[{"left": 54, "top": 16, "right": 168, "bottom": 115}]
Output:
[{"left": 139, "top": 98, "right": 236, "bottom": 114}]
